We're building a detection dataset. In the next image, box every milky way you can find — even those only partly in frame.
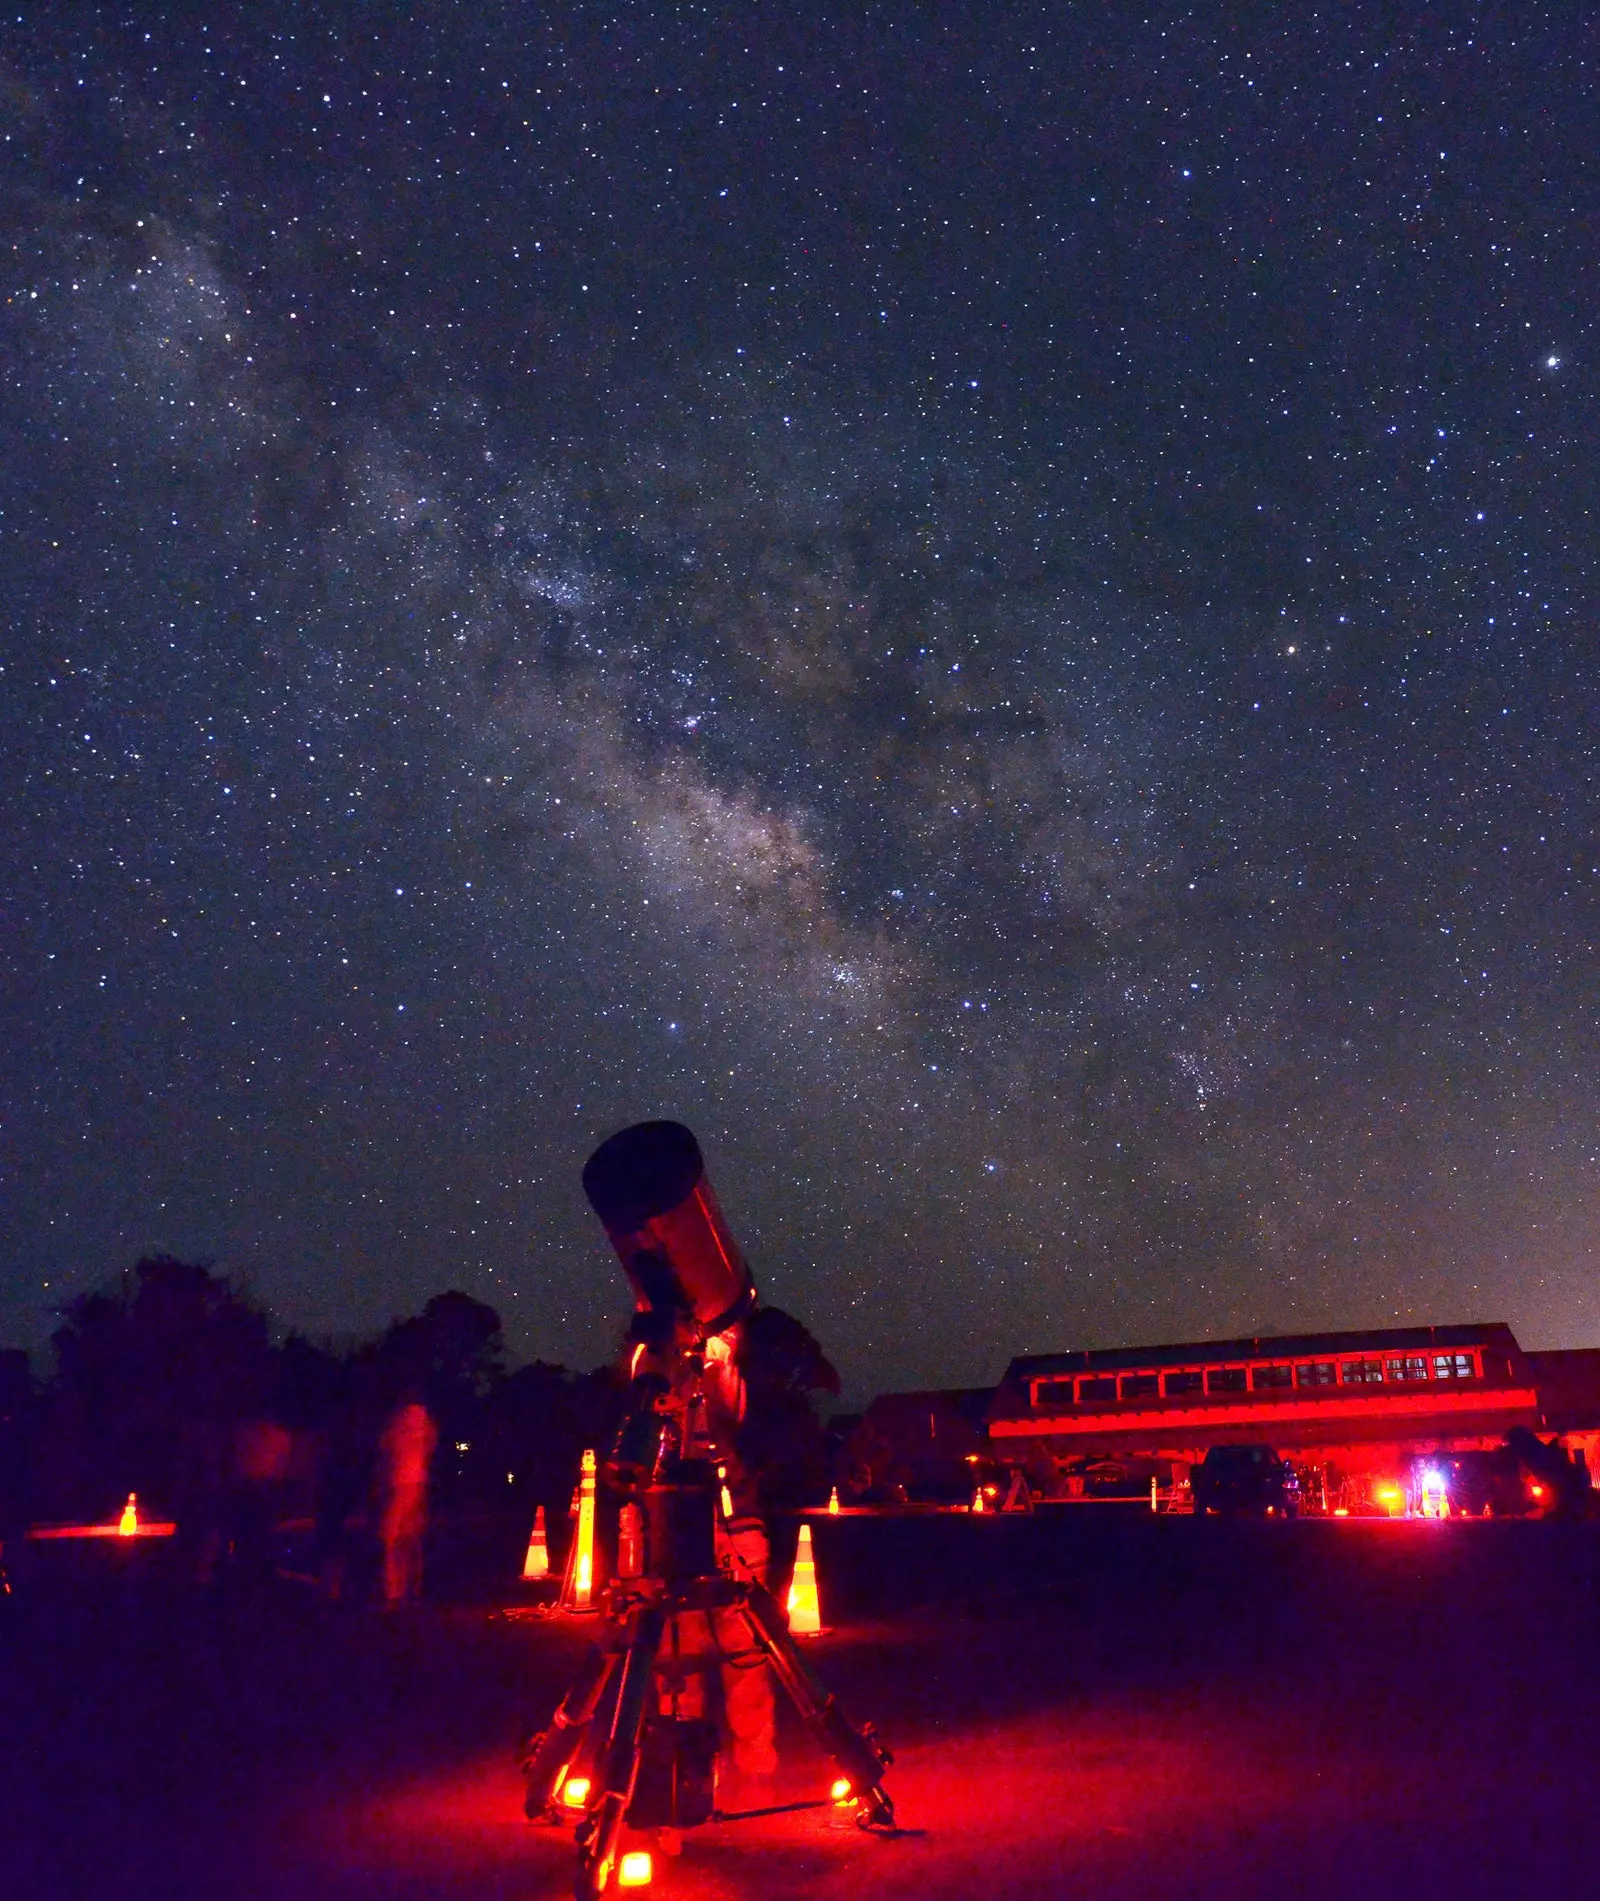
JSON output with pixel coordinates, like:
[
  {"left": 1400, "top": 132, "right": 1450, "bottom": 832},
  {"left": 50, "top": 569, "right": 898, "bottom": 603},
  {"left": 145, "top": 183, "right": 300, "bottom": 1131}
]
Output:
[{"left": 3, "top": 9, "right": 1597, "bottom": 1394}]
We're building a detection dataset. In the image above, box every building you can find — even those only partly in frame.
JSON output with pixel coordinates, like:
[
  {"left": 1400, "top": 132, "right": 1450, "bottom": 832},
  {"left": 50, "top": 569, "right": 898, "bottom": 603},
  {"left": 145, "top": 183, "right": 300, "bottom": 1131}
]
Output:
[{"left": 986, "top": 1323, "right": 1595, "bottom": 1507}]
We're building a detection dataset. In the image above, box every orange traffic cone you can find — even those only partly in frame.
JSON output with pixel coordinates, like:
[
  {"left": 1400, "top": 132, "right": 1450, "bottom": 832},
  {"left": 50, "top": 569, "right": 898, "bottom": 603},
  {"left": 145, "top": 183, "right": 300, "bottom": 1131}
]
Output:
[
  {"left": 827, "top": 1486, "right": 841, "bottom": 1515},
  {"left": 786, "top": 1522, "right": 822, "bottom": 1635},
  {"left": 522, "top": 1505, "right": 550, "bottom": 1580},
  {"left": 970, "top": 1485, "right": 985, "bottom": 1513},
  {"left": 559, "top": 1451, "right": 599, "bottom": 1611},
  {"left": 117, "top": 1493, "right": 139, "bottom": 1537}
]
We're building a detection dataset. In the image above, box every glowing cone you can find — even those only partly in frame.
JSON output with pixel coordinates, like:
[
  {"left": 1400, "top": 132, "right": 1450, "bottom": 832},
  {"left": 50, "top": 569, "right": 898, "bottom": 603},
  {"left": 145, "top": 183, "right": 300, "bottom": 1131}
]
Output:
[
  {"left": 827, "top": 1486, "right": 840, "bottom": 1515},
  {"left": 970, "top": 1485, "right": 986, "bottom": 1514},
  {"left": 560, "top": 1450, "right": 598, "bottom": 1610},
  {"left": 117, "top": 1493, "right": 139, "bottom": 1537},
  {"left": 521, "top": 1505, "right": 550, "bottom": 1580},
  {"left": 785, "top": 1521, "right": 822, "bottom": 1635}
]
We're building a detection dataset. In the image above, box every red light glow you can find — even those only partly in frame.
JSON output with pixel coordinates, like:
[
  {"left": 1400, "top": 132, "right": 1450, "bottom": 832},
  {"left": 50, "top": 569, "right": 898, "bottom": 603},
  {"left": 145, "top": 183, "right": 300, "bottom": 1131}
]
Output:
[
  {"left": 618, "top": 1850, "right": 653, "bottom": 1887},
  {"left": 560, "top": 1776, "right": 591, "bottom": 1809},
  {"left": 830, "top": 1777, "right": 853, "bottom": 1802}
]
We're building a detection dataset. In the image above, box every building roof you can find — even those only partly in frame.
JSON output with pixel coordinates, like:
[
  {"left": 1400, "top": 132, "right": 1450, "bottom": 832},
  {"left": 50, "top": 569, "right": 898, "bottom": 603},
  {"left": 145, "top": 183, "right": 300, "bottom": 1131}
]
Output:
[
  {"left": 987, "top": 1322, "right": 1539, "bottom": 1453},
  {"left": 997, "top": 1322, "right": 1520, "bottom": 1387}
]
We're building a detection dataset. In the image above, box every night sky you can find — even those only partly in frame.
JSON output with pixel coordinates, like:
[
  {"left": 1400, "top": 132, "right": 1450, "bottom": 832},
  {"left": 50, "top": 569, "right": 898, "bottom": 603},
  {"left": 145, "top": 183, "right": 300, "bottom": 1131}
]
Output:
[{"left": 3, "top": 6, "right": 1597, "bottom": 1398}]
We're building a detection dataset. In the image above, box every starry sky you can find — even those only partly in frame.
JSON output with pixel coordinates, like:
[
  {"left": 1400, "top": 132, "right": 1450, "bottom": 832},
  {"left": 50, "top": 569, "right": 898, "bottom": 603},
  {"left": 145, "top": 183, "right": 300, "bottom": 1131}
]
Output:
[{"left": 3, "top": 5, "right": 1597, "bottom": 1399}]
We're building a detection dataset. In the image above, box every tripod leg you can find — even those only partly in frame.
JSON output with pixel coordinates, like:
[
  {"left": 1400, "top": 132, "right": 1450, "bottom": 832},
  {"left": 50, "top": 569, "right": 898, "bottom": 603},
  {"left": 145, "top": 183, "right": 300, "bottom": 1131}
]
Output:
[
  {"left": 736, "top": 1582, "right": 896, "bottom": 1829},
  {"left": 576, "top": 1603, "right": 665, "bottom": 1898},
  {"left": 522, "top": 1637, "right": 620, "bottom": 1820}
]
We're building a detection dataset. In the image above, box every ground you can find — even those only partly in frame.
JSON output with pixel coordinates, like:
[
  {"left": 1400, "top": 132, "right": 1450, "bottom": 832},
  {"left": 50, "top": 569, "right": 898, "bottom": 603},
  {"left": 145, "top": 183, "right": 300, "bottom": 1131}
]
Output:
[{"left": 4, "top": 1513, "right": 1598, "bottom": 1899}]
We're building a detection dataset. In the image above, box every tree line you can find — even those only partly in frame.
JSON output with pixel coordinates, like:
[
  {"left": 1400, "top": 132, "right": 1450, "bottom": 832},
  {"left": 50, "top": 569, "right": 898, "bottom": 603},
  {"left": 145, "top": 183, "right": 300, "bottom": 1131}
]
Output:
[{"left": 0, "top": 1254, "right": 843, "bottom": 1536}]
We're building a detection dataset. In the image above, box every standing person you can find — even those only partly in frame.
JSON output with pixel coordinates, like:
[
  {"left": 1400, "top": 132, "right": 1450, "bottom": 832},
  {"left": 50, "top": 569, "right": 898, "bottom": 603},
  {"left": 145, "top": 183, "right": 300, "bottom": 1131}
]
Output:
[
  {"left": 375, "top": 1393, "right": 437, "bottom": 1607},
  {"left": 700, "top": 1329, "right": 779, "bottom": 1785}
]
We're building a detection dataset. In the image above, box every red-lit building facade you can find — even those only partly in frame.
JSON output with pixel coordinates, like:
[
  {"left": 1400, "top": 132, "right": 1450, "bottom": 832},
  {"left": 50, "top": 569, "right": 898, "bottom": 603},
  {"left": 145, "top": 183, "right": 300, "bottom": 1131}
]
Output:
[{"left": 986, "top": 1323, "right": 1600, "bottom": 1506}]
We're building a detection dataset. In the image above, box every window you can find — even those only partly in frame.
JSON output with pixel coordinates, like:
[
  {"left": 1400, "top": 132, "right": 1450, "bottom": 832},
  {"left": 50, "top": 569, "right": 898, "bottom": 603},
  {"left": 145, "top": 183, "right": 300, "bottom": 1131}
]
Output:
[
  {"left": 1386, "top": 1355, "right": 1429, "bottom": 1383},
  {"left": 1120, "top": 1372, "right": 1160, "bottom": 1401},
  {"left": 1433, "top": 1353, "right": 1477, "bottom": 1380},
  {"left": 1252, "top": 1365, "right": 1294, "bottom": 1391},
  {"left": 1207, "top": 1367, "right": 1248, "bottom": 1395},
  {"left": 1164, "top": 1370, "right": 1205, "bottom": 1398},
  {"left": 1033, "top": 1377, "right": 1075, "bottom": 1409},
  {"left": 1341, "top": 1360, "right": 1384, "bottom": 1385},
  {"left": 1296, "top": 1362, "right": 1337, "bottom": 1388},
  {"left": 1077, "top": 1376, "right": 1118, "bottom": 1404}
]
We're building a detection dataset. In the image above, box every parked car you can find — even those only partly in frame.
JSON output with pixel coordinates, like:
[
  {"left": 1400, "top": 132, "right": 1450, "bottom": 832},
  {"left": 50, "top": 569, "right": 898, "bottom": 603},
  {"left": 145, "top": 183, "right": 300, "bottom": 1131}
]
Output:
[{"left": 1193, "top": 1444, "right": 1299, "bottom": 1517}]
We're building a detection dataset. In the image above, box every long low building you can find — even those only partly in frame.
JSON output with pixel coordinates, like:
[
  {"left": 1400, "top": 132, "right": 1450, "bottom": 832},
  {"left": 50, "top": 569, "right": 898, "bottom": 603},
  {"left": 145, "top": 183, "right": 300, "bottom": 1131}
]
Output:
[{"left": 983, "top": 1323, "right": 1600, "bottom": 1503}]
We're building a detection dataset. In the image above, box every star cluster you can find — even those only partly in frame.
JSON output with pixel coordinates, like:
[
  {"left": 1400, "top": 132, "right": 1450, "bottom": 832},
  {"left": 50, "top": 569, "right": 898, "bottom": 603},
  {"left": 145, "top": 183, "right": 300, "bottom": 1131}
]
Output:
[{"left": 2, "top": 7, "right": 1596, "bottom": 1395}]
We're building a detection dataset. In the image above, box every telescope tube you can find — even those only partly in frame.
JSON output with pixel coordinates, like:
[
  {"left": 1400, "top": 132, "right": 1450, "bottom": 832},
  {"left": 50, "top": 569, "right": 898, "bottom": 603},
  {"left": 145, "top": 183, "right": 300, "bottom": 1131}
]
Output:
[{"left": 582, "top": 1121, "right": 755, "bottom": 1336}]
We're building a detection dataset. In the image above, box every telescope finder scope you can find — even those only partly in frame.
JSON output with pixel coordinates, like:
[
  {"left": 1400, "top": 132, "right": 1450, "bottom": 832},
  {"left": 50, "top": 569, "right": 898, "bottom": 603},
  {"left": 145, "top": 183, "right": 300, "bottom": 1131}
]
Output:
[{"left": 582, "top": 1120, "right": 755, "bottom": 1338}]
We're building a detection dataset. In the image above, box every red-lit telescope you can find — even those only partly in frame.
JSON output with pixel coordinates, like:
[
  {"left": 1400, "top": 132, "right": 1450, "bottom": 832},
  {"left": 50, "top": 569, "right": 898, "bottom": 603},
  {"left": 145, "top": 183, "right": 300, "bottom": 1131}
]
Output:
[{"left": 582, "top": 1120, "right": 755, "bottom": 1340}]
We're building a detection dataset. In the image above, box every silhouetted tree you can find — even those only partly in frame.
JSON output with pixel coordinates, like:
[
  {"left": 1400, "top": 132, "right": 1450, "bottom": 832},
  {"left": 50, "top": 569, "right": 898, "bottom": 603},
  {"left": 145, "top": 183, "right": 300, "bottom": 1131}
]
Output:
[
  {"left": 46, "top": 1255, "right": 273, "bottom": 1518},
  {"left": 364, "top": 1291, "right": 505, "bottom": 1504},
  {"left": 272, "top": 1331, "right": 350, "bottom": 1432},
  {"left": 369, "top": 1291, "right": 503, "bottom": 1406}
]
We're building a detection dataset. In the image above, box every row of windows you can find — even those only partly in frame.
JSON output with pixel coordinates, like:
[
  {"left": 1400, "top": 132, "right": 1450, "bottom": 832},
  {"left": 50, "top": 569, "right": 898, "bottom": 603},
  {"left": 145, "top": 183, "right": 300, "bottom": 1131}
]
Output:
[{"left": 1033, "top": 1352, "right": 1481, "bottom": 1411}]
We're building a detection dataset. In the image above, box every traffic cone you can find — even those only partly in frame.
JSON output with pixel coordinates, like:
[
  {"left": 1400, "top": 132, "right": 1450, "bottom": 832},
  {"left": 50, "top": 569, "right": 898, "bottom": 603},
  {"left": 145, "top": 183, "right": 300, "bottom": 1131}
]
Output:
[
  {"left": 827, "top": 1486, "right": 840, "bottom": 1515},
  {"left": 560, "top": 1451, "right": 598, "bottom": 1611},
  {"left": 970, "top": 1485, "right": 986, "bottom": 1513},
  {"left": 785, "top": 1522, "right": 822, "bottom": 1635},
  {"left": 522, "top": 1505, "right": 550, "bottom": 1580},
  {"left": 117, "top": 1493, "right": 139, "bottom": 1537}
]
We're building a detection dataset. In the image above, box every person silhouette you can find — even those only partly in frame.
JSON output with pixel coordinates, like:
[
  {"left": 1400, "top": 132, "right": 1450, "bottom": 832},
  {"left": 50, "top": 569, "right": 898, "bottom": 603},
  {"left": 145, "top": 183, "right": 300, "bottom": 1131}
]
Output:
[{"left": 375, "top": 1393, "right": 437, "bottom": 1606}]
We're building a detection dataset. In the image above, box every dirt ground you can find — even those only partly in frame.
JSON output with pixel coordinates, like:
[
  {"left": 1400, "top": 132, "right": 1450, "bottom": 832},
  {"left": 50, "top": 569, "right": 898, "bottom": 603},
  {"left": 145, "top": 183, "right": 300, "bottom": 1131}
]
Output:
[{"left": 4, "top": 1513, "right": 1598, "bottom": 1899}]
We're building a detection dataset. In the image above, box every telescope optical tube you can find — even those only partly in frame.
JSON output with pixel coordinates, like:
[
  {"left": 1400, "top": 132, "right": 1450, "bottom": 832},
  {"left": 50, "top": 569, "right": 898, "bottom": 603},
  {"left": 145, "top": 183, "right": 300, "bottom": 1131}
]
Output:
[{"left": 582, "top": 1121, "right": 755, "bottom": 1337}]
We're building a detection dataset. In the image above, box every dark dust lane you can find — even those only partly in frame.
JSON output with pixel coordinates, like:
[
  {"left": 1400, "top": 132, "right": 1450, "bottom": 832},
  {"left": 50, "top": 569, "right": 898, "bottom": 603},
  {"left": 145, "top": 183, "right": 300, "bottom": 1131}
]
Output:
[{"left": 4, "top": 1518, "right": 1598, "bottom": 1899}]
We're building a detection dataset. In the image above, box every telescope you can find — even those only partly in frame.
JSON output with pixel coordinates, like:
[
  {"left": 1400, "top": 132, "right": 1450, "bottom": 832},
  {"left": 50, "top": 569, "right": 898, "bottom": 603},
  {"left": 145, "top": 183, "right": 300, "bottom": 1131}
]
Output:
[
  {"left": 521, "top": 1120, "right": 896, "bottom": 1897},
  {"left": 583, "top": 1120, "right": 754, "bottom": 1507},
  {"left": 583, "top": 1118, "right": 755, "bottom": 1344}
]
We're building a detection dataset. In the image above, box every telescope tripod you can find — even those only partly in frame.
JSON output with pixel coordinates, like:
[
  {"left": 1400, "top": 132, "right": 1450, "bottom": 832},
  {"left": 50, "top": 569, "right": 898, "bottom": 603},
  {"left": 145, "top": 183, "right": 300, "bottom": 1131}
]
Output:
[{"left": 522, "top": 1567, "right": 895, "bottom": 1898}]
